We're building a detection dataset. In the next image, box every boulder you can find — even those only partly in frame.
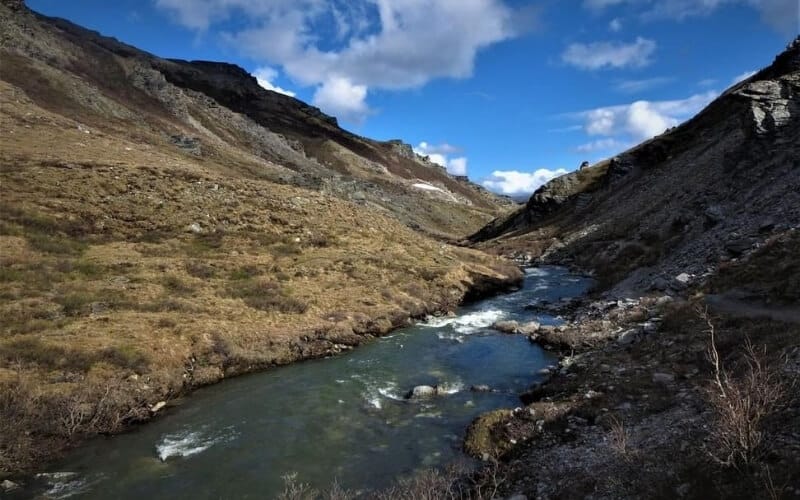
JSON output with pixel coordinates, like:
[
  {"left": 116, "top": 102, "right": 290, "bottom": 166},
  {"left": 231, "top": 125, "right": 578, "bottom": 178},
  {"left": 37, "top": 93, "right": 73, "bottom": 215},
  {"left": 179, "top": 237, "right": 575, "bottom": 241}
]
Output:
[
  {"left": 617, "top": 328, "right": 641, "bottom": 345},
  {"left": 650, "top": 276, "right": 669, "bottom": 291},
  {"left": 492, "top": 320, "right": 520, "bottom": 334},
  {"left": 725, "top": 238, "right": 751, "bottom": 257},
  {"left": 406, "top": 385, "right": 437, "bottom": 399},
  {"left": 517, "top": 321, "right": 541, "bottom": 335}
]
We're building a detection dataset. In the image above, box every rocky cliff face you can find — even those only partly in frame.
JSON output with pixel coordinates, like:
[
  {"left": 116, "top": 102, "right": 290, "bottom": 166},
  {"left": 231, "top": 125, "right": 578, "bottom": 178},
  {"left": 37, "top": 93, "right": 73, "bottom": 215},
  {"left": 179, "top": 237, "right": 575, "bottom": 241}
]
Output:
[
  {"left": 471, "top": 37, "right": 800, "bottom": 296},
  {"left": 0, "top": 1, "right": 514, "bottom": 240}
]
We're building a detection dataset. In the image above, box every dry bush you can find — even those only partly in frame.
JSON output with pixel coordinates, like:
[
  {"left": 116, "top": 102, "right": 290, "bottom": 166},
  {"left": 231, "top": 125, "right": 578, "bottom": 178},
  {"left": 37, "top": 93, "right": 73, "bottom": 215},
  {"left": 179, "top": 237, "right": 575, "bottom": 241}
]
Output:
[
  {"left": 374, "top": 466, "right": 472, "bottom": 500},
  {"left": 0, "top": 370, "right": 149, "bottom": 470},
  {"left": 228, "top": 280, "right": 308, "bottom": 314},
  {"left": 185, "top": 260, "right": 217, "bottom": 279},
  {"left": 606, "top": 414, "right": 634, "bottom": 462},
  {"left": 277, "top": 461, "right": 507, "bottom": 500},
  {"left": 161, "top": 275, "right": 195, "bottom": 295},
  {"left": 375, "top": 461, "right": 505, "bottom": 500},
  {"left": 702, "top": 309, "right": 796, "bottom": 469}
]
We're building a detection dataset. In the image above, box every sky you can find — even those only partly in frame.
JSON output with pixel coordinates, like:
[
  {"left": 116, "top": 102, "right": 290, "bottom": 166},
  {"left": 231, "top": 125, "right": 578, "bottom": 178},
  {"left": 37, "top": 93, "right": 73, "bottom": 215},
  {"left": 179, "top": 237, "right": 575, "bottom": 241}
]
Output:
[{"left": 27, "top": 0, "right": 799, "bottom": 196}]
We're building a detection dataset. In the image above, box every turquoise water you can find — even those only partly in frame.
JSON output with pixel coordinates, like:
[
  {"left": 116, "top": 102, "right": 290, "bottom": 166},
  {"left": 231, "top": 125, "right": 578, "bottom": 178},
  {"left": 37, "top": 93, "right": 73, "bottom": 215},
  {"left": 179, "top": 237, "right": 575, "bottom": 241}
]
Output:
[{"left": 20, "top": 267, "right": 589, "bottom": 499}]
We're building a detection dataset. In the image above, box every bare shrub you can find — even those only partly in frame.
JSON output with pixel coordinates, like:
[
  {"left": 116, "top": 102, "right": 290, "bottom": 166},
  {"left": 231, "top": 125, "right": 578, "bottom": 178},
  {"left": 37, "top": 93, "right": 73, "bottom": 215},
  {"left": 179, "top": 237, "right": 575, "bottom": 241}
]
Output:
[
  {"left": 185, "top": 261, "right": 217, "bottom": 279},
  {"left": 276, "top": 473, "right": 317, "bottom": 500},
  {"left": 228, "top": 280, "right": 308, "bottom": 314},
  {"left": 375, "top": 461, "right": 504, "bottom": 500},
  {"left": 374, "top": 467, "right": 471, "bottom": 500},
  {"left": 606, "top": 414, "right": 634, "bottom": 462},
  {"left": 702, "top": 309, "right": 795, "bottom": 469}
]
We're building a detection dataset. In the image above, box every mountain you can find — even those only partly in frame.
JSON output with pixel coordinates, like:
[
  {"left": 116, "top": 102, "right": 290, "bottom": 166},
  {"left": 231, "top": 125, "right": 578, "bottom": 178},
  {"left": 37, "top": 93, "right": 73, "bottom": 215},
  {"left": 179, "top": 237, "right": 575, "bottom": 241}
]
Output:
[
  {"left": 459, "top": 38, "right": 800, "bottom": 499},
  {"left": 0, "top": 0, "right": 521, "bottom": 474},
  {"left": 0, "top": 0, "right": 514, "bottom": 241},
  {"left": 470, "top": 37, "right": 800, "bottom": 296}
]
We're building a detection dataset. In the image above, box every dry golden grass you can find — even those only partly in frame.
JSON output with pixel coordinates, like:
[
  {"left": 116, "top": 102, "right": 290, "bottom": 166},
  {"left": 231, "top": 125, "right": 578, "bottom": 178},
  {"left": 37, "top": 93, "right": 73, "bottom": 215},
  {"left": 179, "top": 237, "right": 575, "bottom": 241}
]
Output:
[{"left": 0, "top": 79, "right": 521, "bottom": 474}]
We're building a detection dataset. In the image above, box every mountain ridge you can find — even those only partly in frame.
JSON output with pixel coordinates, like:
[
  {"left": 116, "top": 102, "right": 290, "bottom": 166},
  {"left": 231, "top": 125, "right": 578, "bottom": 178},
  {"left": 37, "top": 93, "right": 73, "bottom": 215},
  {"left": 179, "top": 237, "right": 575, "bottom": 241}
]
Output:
[{"left": 0, "top": 0, "right": 521, "bottom": 475}]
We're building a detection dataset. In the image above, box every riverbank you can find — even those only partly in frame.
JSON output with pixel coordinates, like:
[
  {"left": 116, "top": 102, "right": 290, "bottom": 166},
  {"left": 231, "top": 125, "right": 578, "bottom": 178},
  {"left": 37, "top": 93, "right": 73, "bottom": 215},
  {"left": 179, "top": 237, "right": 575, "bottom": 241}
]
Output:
[
  {"left": 4, "top": 267, "right": 587, "bottom": 498},
  {"left": 0, "top": 200, "right": 522, "bottom": 481},
  {"left": 464, "top": 260, "right": 800, "bottom": 499}
]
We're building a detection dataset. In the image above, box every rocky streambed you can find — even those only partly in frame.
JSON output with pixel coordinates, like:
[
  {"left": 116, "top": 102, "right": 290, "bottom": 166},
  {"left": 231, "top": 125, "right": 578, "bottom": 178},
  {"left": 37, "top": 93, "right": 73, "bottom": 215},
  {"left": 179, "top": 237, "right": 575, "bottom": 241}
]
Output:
[{"left": 10, "top": 267, "right": 591, "bottom": 499}]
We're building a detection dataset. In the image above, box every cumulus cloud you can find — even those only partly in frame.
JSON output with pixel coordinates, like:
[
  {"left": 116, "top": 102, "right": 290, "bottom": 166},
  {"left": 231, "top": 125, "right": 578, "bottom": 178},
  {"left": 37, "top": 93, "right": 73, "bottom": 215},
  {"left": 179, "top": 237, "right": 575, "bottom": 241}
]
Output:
[
  {"left": 615, "top": 76, "right": 673, "bottom": 93},
  {"left": 698, "top": 78, "right": 718, "bottom": 87},
  {"left": 609, "top": 18, "right": 623, "bottom": 31},
  {"left": 413, "top": 141, "right": 469, "bottom": 175},
  {"left": 415, "top": 142, "right": 462, "bottom": 156},
  {"left": 252, "top": 67, "right": 296, "bottom": 97},
  {"left": 312, "top": 76, "right": 371, "bottom": 123},
  {"left": 731, "top": 70, "right": 757, "bottom": 85},
  {"left": 156, "top": 0, "right": 525, "bottom": 124},
  {"left": 561, "top": 37, "right": 656, "bottom": 70},
  {"left": 482, "top": 168, "right": 569, "bottom": 196},
  {"left": 447, "top": 157, "right": 469, "bottom": 176},
  {"left": 582, "top": 0, "right": 799, "bottom": 35},
  {"left": 574, "top": 91, "right": 718, "bottom": 140},
  {"left": 575, "top": 138, "right": 626, "bottom": 153}
]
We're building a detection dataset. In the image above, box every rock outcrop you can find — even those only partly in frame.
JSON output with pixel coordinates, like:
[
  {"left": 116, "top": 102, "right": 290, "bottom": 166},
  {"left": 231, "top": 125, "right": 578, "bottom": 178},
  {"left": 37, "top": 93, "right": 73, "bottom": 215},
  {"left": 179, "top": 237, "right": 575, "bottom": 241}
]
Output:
[{"left": 470, "top": 37, "right": 800, "bottom": 295}]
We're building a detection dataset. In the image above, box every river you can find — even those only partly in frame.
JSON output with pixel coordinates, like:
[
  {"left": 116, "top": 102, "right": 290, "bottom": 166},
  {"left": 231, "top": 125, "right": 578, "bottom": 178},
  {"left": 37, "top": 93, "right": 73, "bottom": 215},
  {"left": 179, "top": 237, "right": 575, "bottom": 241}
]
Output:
[{"left": 19, "top": 266, "right": 590, "bottom": 499}]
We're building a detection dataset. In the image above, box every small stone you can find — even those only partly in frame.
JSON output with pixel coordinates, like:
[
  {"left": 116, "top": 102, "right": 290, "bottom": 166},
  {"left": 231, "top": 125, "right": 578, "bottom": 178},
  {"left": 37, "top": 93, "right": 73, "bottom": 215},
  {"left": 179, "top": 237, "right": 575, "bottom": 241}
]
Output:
[
  {"left": 1, "top": 480, "right": 19, "bottom": 492},
  {"left": 652, "top": 372, "right": 675, "bottom": 384},
  {"left": 617, "top": 328, "right": 640, "bottom": 345},
  {"left": 150, "top": 401, "right": 167, "bottom": 413},
  {"left": 470, "top": 384, "right": 492, "bottom": 392},
  {"left": 186, "top": 222, "right": 203, "bottom": 234}
]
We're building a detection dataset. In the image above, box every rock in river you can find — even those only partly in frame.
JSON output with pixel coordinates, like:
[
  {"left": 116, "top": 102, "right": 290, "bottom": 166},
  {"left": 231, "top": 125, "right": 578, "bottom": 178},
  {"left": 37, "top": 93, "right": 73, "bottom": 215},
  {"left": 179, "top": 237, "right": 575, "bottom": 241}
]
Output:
[{"left": 406, "top": 385, "right": 437, "bottom": 399}]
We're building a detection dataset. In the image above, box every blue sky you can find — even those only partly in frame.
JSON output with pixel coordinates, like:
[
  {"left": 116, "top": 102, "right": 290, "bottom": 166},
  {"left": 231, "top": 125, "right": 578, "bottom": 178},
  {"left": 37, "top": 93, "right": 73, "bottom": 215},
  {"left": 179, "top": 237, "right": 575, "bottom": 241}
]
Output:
[{"left": 28, "top": 0, "right": 798, "bottom": 195}]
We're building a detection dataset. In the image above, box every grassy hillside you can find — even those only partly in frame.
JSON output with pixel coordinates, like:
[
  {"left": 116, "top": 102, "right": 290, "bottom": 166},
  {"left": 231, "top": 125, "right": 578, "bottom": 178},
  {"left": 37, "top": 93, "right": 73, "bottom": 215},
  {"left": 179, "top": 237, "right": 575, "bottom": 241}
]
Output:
[{"left": 0, "top": 3, "right": 522, "bottom": 474}]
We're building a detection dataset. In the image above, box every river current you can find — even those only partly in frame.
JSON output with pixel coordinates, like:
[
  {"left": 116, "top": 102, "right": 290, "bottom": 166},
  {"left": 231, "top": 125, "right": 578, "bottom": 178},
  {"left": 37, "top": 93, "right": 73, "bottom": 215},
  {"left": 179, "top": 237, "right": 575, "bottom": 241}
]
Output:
[{"left": 20, "top": 266, "right": 590, "bottom": 499}]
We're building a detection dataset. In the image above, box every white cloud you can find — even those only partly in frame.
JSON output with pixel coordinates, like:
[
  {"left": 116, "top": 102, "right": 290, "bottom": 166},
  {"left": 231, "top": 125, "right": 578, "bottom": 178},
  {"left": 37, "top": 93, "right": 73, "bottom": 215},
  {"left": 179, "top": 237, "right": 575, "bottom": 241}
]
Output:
[
  {"left": 698, "top": 78, "right": 718, "bottom": 87},
  {"left": 575, "top": 138, "right": 626, "bottom": 153},
  {"left": 312, "top": 76, "right": 371, "bottom": 124},
  {"left": 582, "top": 0, "right": 799, "bottom": 35},
  {"left": 415, "top": 142, "right": 461, "bottom": 156},
  {"left": 731, "top": 70, "right": 757, "bottom": 85},
  {"left": 252, "top": 66, "right": 296, "bottom": 97},
  {"left": 562, "top": 37, "right": 656, "bottom": 70},
  {"left": 574, "top": 91, "right": 718, "bottom": 141},
  {"left": 413, "top": 142, "right": 468, "bottom": 175},
  {"left": 584, "top": 0, "right": 628, "bottom": 8},
  {"left": 615, "top": 76, "right": 673, "bottom": 93},
  {"left": 447, "top": 157, "right": 468, "bottom": 176},
  {"left": 609, "top": 18, "right": 623, "bottom": 31},
  {"left": 156, "top": 0, "right": 526, "bottom": 124},
  {"left": 482, "top": 168, "right": 569, "bottom": 195}
]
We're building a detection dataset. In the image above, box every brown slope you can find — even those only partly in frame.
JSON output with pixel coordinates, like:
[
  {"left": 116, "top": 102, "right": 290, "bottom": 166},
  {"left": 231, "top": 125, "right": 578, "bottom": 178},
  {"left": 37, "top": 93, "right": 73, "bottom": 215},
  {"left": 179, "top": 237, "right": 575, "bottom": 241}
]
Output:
[
  {"left": 0, "top": 0, "right": 515, "bottom": 240},
  {"left": 0, "top": 0, "right": 523, "bottom": 475}
]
